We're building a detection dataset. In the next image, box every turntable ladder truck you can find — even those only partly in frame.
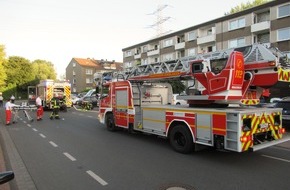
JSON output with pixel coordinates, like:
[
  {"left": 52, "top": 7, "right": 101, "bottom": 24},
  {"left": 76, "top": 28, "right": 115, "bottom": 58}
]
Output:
[{"left": 95, "top": 45, "right": 289, "bottom": 154}]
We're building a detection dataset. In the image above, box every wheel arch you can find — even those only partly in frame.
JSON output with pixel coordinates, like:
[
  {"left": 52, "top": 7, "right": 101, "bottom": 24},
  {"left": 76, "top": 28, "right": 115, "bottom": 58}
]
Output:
[{"left": 167, "top": 120, "right": 195, "bottom": 142}]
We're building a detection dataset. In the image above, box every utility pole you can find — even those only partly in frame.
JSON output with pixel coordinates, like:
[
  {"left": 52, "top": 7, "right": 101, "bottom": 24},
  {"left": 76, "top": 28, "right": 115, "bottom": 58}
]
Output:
[{"left": 147, "top": 0, "right": 172, "bottom": 38}]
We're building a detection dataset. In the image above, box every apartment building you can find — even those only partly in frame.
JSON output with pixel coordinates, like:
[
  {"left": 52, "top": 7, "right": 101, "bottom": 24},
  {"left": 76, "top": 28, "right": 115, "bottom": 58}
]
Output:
[
  {"left": 122, "top": 0, "right": 290, "bottom": 67},
  {"left": 66, "top": 58, "right": 122, "bottom": 93},
  {"left": 122, "top": 0, "right": 290, "bottom": 98}
]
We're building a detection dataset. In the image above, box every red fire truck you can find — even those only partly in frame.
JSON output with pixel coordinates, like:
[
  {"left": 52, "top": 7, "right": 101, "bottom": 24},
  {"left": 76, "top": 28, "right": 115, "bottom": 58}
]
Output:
[{"left": 95, "top": 44, "right": 290, "bottom": 153}]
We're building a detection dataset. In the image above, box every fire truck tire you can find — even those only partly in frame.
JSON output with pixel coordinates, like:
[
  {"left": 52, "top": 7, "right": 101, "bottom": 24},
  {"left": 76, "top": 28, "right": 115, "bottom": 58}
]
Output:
[
  {"left": 169, "top": 125, "right": 194, "bottom": 154},
  {"left": 106, "top": 113, "right": 117, "bottom": 131}
]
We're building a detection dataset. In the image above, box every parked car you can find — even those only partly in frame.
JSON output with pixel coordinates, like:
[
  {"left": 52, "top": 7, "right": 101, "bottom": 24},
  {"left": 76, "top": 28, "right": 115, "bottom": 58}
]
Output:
[
  {"left": 70, "top": 94, "right": 81, "bottom": 105},
  {"left": 172, "top": 94, "right": 187, "bottom": 105},
  {"left": 78, "top": 94, "right": 99, "bottom": 109},
  {"left": 274, "top": 97, "right": 290, "bottom": 130}
]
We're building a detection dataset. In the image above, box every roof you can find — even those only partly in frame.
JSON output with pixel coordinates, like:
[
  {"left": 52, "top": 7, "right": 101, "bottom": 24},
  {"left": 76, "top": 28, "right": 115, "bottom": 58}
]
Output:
[
  {"left": 73, "top": 58, "right": 123, "bottom": 70},
  {"left": 73, "top": 58, "right": 97, "bottom": 67}
]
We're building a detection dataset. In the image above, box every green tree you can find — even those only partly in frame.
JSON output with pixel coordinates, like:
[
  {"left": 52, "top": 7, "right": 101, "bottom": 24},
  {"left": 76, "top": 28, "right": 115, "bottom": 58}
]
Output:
[
  {"left": 4, "top": 56, "right": 34, "bottom": 87},
  {"left": 169, "top": 80, "right": 186, "bottom": 94},
  {"left": 0, "top": 45, "right": 7, "bottom": 91},
  {"left": 32, "top": 59, "right": 57, "bottom": 81},
  {"left": 225, "top": 0, "right": 272, "bottom": 15}
]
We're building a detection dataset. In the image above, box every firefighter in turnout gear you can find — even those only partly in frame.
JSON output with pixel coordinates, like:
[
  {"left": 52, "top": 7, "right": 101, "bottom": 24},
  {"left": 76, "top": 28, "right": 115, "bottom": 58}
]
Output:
[{"left": 50, "top": 96, "right": 60, "bottom": 119}]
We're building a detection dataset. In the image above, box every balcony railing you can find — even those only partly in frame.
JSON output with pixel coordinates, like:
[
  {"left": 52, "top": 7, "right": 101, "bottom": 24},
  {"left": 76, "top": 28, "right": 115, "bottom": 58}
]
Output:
[
  {"left": 197, "top": 34, "right": 216, "bottom": 45},
  {"left": 175, "top": 42, "right": 185, "bottom": 50},
  {"left": 147, "top": 49, "right": 160, "bottom": 56},
  {"left": 134, "top": 54, "right": 141, "bottom": 59},
  {"left": 251, "top": 21, "right": 270, "bottom": 33}
]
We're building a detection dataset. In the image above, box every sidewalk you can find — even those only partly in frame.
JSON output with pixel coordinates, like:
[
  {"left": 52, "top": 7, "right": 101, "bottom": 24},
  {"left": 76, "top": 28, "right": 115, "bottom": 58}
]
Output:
[{"left": 0, "top": 106, "right": 37, "bottom": 190}]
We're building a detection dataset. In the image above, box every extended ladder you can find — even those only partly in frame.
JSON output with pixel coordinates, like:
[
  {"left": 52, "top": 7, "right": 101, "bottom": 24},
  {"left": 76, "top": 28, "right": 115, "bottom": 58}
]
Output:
[{"left": 123, "top": 43, "right": 286, "bottom": 81}]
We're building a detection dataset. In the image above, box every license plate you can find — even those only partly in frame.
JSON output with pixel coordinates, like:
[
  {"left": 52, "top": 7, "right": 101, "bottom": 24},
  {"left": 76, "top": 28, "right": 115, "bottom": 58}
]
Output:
[{"left": 260, "top": 123, "right": 268, "bottom": 129}]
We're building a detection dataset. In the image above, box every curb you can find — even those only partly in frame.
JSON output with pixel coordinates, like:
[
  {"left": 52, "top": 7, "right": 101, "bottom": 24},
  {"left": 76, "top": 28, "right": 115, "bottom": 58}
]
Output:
[{"left": 0, "top": 108, "right": 37, "bottom": 190}]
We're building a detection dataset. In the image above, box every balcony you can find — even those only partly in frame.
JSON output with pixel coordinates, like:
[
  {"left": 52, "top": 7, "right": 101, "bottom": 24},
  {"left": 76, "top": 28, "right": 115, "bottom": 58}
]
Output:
[
  {"left": 147, "top": 49, "right": 160, "bottom": 56},
  {"left": 251, "top": 21, "right": 270, "bottom": 34},
  {"left": 197, "top": 34, "right": 216, "bottom": 45},
  {"left": 134, "top": 54, "right": 141, "bottom": 59},
  {"left": 175, "top": 42, "right": 185, "bottom": 50}
]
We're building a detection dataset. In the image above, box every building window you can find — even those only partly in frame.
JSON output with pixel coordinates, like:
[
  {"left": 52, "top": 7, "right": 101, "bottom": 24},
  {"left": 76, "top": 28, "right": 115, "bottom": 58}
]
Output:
[
  {"left": 141, "top": 59, "right": 148, "bottom": 65},
  {"left": 162, "top": 53, "right": 173, "bottom": 61},
  {"left": 143, "top": 45, "right": 148, "bottom": 53},
  {"left": 278, "top": 4, "right": 290, "bottom": 18},
  {"left": 207, "top": 28, "right": 213, "bottom": 35},
  {"left": 86, "top": 78, "right": 93, "bottom": 84},
  {"left": 163, "top": 38, "right": 173, "bottom": 48},
  {"left": 188, "top": 48, "right": 196, "bottom": 56},
  {"left": 229, "top": 38, "right": 245, "bottom": 48},
  {"left": 73, "top": 62, "right": 76, "bottom": 67},
  {"left": 229, "top": 18, "right": 245, "bottom": 30},
  {"left": 278, "top": 27, "right": 290, "bottom": 41},
  {"left": 126, "top": 50, "right": 132, "bottom": 57},
  {"left": 86, "top": 69, "right": 93, "bottom": 75},
  {"left": 188, "top": 31, "right": 196, "bottom": 41},
  {"left": 125, "top": 62, "right": 132, "bottom": 68}
]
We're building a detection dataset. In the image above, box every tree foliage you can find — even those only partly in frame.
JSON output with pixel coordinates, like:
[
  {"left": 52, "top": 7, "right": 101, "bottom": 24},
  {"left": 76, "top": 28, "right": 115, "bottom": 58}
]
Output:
[
  {"left": 4, "top": 56, "right": 35, "bottom": 87},
  {"left": 0, "top": 45, "right": 7, "bottom": 91},
  {"left": 32, "top": 59, "right": 57, "bottom": 81},
  {"left": 0, "top": 43, "right": 58, "bottom": 99},
  {"left": 169, "top": 80, "right": 186, "bottom": 94},
  {"left": 225, "top": 0, "right": 272, "bottom": 15}
]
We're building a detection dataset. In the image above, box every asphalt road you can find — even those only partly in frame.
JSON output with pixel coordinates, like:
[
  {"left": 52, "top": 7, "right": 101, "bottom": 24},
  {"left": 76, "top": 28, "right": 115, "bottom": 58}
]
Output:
[{"left": 1, "top": 106, "right": 290, "bottom": 190}]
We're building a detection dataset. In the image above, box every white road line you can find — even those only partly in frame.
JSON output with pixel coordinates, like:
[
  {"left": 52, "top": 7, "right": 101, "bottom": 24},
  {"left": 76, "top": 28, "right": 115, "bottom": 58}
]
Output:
[
  {"left": 87, "top": 115, "right": 93, "bottom": 118},
  {"left": 86, "top": 170, "right": 108, "bottom": 186},
  {"left": 39, "top": 134, "right": 46, "bottom": 138},
  {"left": 27, "top": 124, "right": 31, "bottom": 127},
  {"left": 23, "top": 121, "right": 27, "bottom": 124},
  {"left": 63, "top": 152, "right": 76, "bottom": 161},
  {"left": 32, "top": 128, "right": 38, "bottom": 132},
  {"left": 79, "top": 113, "right": 84, "bottom": 116},
  {"left": 262, "top": 154, "right": 290, "bottom": 163},
  {"left": 49, "top": 141, "right": 58, "bottom": 147}
]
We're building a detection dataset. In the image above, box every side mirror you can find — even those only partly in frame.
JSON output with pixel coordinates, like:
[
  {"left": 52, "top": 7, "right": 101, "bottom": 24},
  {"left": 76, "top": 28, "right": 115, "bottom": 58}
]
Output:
[{"left": 0, "top": 171, "right": 14, "bottom": 185}]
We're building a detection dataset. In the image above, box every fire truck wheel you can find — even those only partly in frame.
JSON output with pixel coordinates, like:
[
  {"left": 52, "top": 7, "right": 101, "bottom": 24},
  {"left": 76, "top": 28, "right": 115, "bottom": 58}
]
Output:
[
  {"left": 169, "top": 125, "right": 194, "bottom": 154},
  {"left": 106, "top": 113, "right": 117, "bottom": 131}
]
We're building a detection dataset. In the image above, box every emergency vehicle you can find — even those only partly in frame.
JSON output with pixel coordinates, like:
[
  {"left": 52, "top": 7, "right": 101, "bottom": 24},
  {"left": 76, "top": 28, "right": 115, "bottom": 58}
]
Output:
[
  {"left": 95, "top": 44, "right": 290, "bottom": 153},
  {"left": 36, "top": 79, "right": 72, "bottom": 109}
]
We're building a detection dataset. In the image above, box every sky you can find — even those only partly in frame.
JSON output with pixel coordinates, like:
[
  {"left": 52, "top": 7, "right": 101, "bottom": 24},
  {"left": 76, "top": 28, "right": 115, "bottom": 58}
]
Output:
[{"left": 0, "top": 0, "right": 251, "bottom": 78}]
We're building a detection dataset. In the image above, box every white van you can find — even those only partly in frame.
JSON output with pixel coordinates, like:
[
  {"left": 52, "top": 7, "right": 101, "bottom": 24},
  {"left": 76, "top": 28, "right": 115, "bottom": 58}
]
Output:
[{"left": 172, "top": 94, "right": 188, "bottom": 105}]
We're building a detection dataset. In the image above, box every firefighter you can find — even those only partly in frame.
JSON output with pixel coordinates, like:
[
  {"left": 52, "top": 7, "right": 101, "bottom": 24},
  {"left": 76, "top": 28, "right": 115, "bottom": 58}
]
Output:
[
  {"left": 50, "top": 96, "right": 60, "bottom": 119},
  {"left": 36, "top": 95, "right": 43, "bottom": 121},
  {"left": 61, "top": 95, "right": 67, "bottom": 112}
]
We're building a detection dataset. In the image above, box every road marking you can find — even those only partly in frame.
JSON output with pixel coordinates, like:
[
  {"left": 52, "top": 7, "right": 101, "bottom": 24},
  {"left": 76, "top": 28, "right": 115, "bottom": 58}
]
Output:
[
  {"left": 86, "top": 170, "right": 108, "bottom": 186},
  {"left": 262, "top": 154, "right": 290, "bottom": 163},
  {"left": 87, "top": 115, "right": 93, "bottom": 118},
  {"left": 79, "top": 113, "right": 84, "bottom": 116},
  {"left": 27, "top": 124, "right": 31, "bottom": 127},
  {"left": 63, "top": 152, "right": 76, "bottom": 161},
  {"left": 23, "top": 121, "right": 27, "bottom": 124},
  {"left": 32, "top": 128, "right": 38, "bottom": 132},
  {"left": 49, "top": 141, "right": 58, "bottom": 147},
  {"left": 39, "top": 134, "right": 46, "bottom": 138}
]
